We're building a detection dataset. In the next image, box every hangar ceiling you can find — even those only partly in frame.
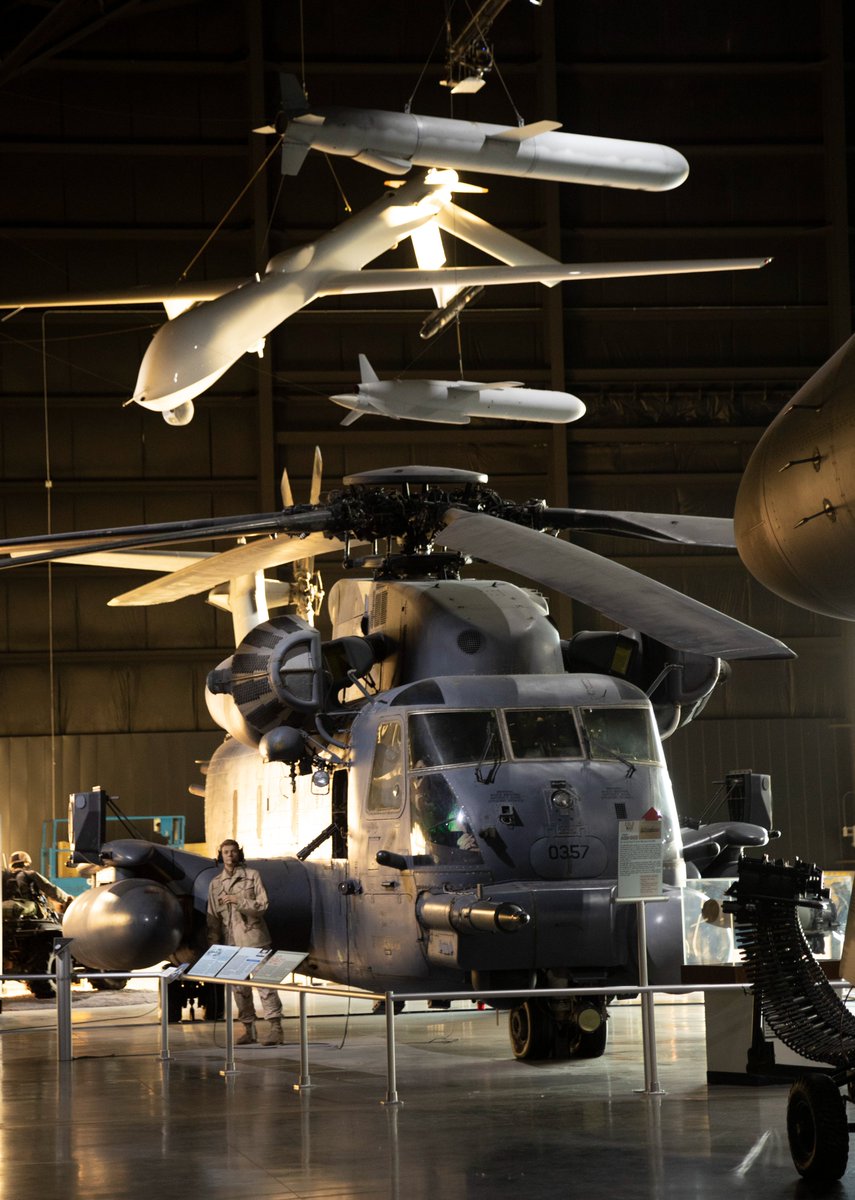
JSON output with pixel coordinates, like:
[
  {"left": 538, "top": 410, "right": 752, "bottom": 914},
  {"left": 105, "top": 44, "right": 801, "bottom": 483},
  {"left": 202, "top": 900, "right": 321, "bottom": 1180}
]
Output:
[{"left": 0, "top": 1, "right": 852, "bottom": 866}]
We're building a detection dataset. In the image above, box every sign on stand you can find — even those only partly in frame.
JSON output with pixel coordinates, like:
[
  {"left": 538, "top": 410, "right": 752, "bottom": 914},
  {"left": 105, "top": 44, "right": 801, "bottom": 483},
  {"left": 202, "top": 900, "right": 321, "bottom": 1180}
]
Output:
[
  {"left": 617, "top": 811, "right": 664, "bottom": 901},
  {"left": 616, "top": 807, "right": 666, "bottom": 1095}
]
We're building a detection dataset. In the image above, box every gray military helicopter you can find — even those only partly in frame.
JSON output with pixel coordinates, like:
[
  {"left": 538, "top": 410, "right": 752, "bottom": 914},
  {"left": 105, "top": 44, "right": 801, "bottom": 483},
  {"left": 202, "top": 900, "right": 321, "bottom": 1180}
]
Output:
[{"left": 0, "top": 463, "right": 790, "bottom": 1059}]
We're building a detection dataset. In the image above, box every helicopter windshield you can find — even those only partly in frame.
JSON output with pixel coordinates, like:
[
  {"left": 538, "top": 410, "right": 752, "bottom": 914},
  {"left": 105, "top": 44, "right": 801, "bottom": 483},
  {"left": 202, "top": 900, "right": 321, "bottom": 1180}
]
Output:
[
  {"left": 579, "top": 706, "right": 660, "bottom": 765},
  {"left": 408, "top": 768, "right": 482, "bottom": 863},
  {"left": 408, "top": 710, "right": 503, "bottom": 769},
  {"left": 505, "top": 709, "right": 582, "bottom": 759}
]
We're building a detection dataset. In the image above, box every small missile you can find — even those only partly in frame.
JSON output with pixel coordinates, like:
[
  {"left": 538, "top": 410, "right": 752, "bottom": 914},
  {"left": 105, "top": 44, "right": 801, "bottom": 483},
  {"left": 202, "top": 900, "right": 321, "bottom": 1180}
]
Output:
[
  {"left": 331, "top": 355, "right": 586, "bottom": 427},
  {"left": 267, "top": 74, "right": 689, "bottom": 192}
]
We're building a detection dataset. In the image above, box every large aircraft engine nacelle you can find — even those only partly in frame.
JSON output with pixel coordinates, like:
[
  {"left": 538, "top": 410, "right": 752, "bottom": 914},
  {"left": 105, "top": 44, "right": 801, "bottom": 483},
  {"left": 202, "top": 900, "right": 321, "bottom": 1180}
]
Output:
[
  {"left": 64, "top": 877, "right": 184, "bottom": 972},
  {"left": 734, "top": 330, "right": 855, "bottom": 619}
]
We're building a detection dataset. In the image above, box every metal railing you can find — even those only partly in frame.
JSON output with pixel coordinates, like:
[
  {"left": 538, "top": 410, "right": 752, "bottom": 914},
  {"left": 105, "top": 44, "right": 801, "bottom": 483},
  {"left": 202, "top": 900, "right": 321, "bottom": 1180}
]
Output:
[{"left": 5, "top": 937, "right": 853, "bottom": 1105}]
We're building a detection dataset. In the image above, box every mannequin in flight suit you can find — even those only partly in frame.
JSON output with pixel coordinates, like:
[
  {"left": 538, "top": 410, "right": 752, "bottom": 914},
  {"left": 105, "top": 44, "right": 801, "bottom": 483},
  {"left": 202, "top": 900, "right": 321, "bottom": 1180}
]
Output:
[{"left": 206, "top": 839, "right": 283, "bottom": 1046}]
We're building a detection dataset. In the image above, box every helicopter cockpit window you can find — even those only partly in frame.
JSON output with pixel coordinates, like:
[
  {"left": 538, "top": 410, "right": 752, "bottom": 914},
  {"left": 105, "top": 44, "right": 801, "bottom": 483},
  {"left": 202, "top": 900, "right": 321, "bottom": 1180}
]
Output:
[
  {"left": 579, "top": 706, "right": 659, "bottom": 765},
  {"left": 409, "top": 769, "right": 482, "bottom": 864},
  {"left": 408, "top": 710, "right": 503, "bottom": 769},
  {"left": 505, "top": 709, "right": 582, "bottom": 759},
  {"left": 367, "top": 721, "right": 404, "bottom": 813}
]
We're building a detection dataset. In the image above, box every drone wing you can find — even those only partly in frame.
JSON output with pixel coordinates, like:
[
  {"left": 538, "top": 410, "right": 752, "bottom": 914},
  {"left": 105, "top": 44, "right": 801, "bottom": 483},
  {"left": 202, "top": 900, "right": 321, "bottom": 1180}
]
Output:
[
  {"left": 0, "top": 278, "right": 251, "bottom": 319},
  {"left": 437, "top": 508, "right": 792, "bottom": 661},
  {"left": 320, "top": 257, "right": 771, "bottom": 297}
]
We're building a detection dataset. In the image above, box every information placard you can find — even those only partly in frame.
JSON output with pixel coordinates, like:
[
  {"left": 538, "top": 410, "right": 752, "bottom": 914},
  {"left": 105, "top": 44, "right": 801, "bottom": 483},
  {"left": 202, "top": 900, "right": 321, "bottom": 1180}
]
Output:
[
  {"left": 186, "top": 944, "right": 238, "bottom": 978},
  {"left": 617, "top": 816, "right": 663, "bottom": 901},
  {"left": 249, "top": 949, "right": 308, "bottom": 985},
  {"left": 215, "top": 946, "right": 270, "bottom": 980}
]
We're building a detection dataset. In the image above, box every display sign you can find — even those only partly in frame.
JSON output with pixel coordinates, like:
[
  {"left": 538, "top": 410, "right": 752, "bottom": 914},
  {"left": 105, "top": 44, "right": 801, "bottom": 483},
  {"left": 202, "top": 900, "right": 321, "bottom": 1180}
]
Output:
[
  {"left": 215, "top": 946, "right": 269, "bottom": 980},
  {"left": 250, "top": 949, "right": 308, "bottom": 985},
  {"left": 617, "top": 813, "right": 663, "bottom": 901},
  {"left": 187, "top": 944, "right": 268, "bottom": 980},
  {"left": 186, "top": 944, "right": 239, "bottom": 978}
]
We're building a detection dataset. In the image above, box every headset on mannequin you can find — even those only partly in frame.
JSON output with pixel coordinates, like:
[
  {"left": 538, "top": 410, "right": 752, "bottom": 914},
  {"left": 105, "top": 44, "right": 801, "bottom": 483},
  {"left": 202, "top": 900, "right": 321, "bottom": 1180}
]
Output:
[{"left": 215, "top": 839, "right": 245, "bottom": 865}]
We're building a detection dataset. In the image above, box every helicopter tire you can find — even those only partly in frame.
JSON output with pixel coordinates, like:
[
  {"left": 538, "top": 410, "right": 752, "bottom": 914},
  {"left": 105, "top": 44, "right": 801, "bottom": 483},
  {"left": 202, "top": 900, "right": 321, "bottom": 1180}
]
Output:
[
  {"left": 509, "top": 999, "right": 552, "bottom": 1061},
  {"left": 786, "top": 1074, "right": 849, "bottom": 1182},
  {"left": 568, "top": 1001, "right": 609, "bottom": 1059}
]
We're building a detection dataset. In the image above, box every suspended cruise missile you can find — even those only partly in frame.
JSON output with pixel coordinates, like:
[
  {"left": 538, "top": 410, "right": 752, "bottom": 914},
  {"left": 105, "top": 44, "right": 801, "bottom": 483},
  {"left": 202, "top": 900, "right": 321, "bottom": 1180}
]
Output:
[
  {"left": 331, "top": 355, "right": 586, "bottom": 426},
  {"left": 264, "top": 74, "right": 690, "bottom": 192},
  {"left": 734, "top": 330, "right": 855, "bottom": 620}
]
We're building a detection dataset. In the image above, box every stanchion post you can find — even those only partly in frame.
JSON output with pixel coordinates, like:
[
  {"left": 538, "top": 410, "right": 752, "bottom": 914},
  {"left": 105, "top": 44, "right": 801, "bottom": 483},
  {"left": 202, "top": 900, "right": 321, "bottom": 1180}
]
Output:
[
  {"left": 220, "top": 982, "right": 237, "bottom": 1077},
  {"left": 382, "top": 991, "right": 402, "bottom": 1107},
  {"left": 293, "top": 988, "right": 312, "bottom": 1091},
  {"left": 54, "top": 937, "right": 74, "bottom": 1063},
  {"left": 158, "top": 971, "right": 171, "bottom": 1062},
  {"left": 635, "top": 899, "right": 664, "bottom": 1096}
]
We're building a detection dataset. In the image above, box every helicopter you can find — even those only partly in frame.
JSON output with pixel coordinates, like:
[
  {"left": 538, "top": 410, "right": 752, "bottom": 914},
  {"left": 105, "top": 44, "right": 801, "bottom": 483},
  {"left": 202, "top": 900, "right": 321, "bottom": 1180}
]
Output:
[{"left": 0, "top": 462, "right": 790, "bottom": 1059}]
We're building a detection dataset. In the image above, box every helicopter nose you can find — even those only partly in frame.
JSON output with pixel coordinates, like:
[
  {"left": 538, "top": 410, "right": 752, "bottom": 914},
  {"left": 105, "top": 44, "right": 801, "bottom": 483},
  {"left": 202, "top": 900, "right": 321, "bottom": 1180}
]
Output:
[{"left": 63, "top": 878, "right": 185, "bottom": 972}]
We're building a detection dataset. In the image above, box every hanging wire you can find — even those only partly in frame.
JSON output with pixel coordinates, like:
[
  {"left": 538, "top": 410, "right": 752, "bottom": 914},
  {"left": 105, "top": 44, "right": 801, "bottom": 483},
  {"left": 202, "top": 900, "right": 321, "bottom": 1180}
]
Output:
[
  {"left": 490, "top": 55, "right": 525, "bottom": 126},
  {"left": 324, "top": 155, "right": 352, "bottom": 213},
  {"left": 177, "top": 134, "right": 285, "bottom": 282},
  {"left": 298, "top": 0, "right": 307, "bottom": 97},
  {"left": 405, "top": 8, "right": 452, "bottom": 112},
  {"left": 40, "top": 313, "right": 57, "bottom": 826}
]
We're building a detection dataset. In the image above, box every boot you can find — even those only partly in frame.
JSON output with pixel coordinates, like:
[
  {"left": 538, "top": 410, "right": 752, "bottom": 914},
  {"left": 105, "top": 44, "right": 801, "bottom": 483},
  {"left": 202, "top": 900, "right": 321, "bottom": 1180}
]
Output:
[
  {"left": 260, "top": 1018, "right": 283, "bottom": 1046},
  {"left": 235, "top": 1022, "right": 256, "bottom": 1045}
]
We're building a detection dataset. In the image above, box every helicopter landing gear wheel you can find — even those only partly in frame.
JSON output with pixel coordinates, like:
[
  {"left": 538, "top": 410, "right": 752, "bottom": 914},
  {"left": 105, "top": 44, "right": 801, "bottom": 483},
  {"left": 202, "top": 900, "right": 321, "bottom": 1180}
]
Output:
[
  {"left": 786, "top": 1074, "right": 849, "bottom": 1182},
  {"left": 509, "top": 999, "right": 552, "bottom": 1061},
  {"left": 568, "top": 1001, "right": 608, "bottom": 1059}
]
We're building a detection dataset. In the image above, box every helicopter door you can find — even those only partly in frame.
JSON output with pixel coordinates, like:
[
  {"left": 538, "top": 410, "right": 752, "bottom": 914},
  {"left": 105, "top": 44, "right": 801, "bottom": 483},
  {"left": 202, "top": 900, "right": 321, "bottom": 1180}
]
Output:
[
  {"left": 353, "top": 719, "right": 426, "bottom": 981},
  {"left": 364, "top": 719, "right": 405, "bottom": 871}
]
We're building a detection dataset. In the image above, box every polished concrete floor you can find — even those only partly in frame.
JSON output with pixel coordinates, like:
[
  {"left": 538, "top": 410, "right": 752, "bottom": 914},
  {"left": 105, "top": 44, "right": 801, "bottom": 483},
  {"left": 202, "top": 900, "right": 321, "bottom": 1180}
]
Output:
[{"left": 0, "top": 987, "right": 841, "bottom": 1200}]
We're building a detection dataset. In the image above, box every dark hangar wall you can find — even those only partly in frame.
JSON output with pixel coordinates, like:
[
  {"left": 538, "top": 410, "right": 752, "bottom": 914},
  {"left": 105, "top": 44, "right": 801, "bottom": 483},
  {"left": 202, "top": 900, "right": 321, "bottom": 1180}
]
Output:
[{"left": 0, "top": 1, "right": 852, "bottom": 868}]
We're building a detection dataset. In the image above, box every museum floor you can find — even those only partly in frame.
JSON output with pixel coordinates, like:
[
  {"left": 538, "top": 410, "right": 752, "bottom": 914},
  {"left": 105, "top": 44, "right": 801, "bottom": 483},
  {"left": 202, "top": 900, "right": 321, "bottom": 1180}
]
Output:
[{"left": 0, "top": 988, "right": 835, "bottom": 1200}]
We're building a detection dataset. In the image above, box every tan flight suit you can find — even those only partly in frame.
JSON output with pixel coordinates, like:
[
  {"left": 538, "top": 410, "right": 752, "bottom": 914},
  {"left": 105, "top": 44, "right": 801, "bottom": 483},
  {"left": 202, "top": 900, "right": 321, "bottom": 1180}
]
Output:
[{"left": 206, "top": 865, "right": 282, "bottom": 1024}]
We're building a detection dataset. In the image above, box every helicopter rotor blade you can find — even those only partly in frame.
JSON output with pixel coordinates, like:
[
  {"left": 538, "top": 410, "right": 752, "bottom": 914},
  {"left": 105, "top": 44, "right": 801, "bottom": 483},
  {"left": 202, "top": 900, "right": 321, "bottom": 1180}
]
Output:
[
  {"left": 0, "top": 508, "right": 335, "bottom": 570},
  {"left": 437, "top": 508, "right": 793, "bottom": 661},
  {"left": 537, "top": 507, "right": 736, "bottom": 548},
  {"left": 108, "top": 531, "right": 347, "bottom": 606}
]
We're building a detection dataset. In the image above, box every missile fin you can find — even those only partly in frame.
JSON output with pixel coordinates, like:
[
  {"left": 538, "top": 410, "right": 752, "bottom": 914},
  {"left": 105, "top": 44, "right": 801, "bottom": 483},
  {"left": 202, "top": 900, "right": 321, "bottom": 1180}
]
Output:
[
  {"left": 489, "top": 120, "right": 562, "bottom": 142},
  {"left": 451, "top": 380, "right": 524, "bottom": 391},
  {"left": 340, "top": 411, "right": 363, "bottom": 426},
  {"left": 358, "top": 354, "right": 379, "bottom": 384},
  {"left": 354, "top": 150, "right": 413, "bottom": 174}
]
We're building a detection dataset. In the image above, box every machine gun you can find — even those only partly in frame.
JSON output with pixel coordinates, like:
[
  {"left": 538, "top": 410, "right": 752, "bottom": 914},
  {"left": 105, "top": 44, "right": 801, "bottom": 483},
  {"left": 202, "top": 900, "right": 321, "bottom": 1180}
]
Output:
[{"left": 724, "top": 857, "right": 855, "bottom": 1183}]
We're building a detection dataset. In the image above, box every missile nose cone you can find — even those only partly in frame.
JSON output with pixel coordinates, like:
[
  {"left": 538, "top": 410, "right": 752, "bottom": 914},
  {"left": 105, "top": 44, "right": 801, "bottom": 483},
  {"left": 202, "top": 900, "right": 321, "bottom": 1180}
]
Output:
[{"left": 64, "top": 878, "right": 184, "bottom": 971}]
